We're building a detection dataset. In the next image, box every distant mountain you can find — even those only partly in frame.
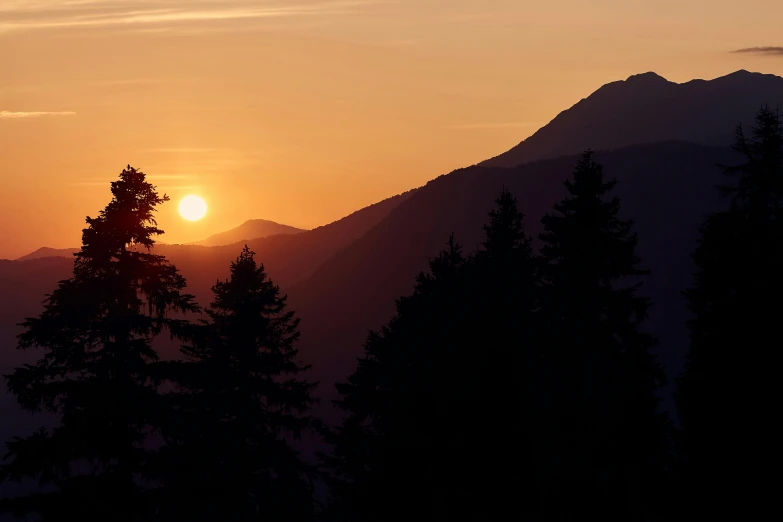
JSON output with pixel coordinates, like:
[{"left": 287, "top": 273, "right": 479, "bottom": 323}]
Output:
[
  {"left": 482, "top": 70, "right": 783, "bottom": 167},
  {"left": 15, "top": 247, "right": 79, "bottom": 261},
  {"left": 190, "top": 219, "right": 306, "bottom": 247},
  {"left": 14, "top": 220, "right": 305, "bottom": 260}
]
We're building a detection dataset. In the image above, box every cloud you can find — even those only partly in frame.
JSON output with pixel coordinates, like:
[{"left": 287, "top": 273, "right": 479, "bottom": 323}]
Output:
[
  {"left": 144, "top": 147, "right": 228, "bottom": 153},
  {"left": 732, "top": 46, "right": 783, "bottom": 56},
  {"left": 91, "top": 78, "right": 161, "bottom": 86},
  {"left": 448, "top": 122, "right": 533, "bottom": 130},
  {"left": 69, "top": 173, "right": 196, "bottom": 186},
  {"left": 0, "top": 1, "right": 376, "bottom": 33},
  {"left": 0, "top": 110, "right": 75, "bottom": 119}
]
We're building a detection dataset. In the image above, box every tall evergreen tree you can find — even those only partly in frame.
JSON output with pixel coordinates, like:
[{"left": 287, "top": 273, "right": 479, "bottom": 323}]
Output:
[
  {"left": 0, "top": 166, "right": 197, "bottom": 521},
  {"left": 157, "top": 246, "right": 316, "bottom": 522},
  {"left": 324, "top": 190, "right": 540, "bottom": 521},
  {"left": 322, "top": 236, "right": 472, "bottom": 522},
  {"left": 677, "top": 106, "right": 783, "bottom": 519},
  {"left": 537, "top": 151, "right": 665, "bottom": 521},
  {"left": 470, "top": 187, "right": 539, "bottom": 519}
]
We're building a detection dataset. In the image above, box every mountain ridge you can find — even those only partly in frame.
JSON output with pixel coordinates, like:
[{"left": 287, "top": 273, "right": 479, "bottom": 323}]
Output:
[
  {"left": 481, "top": 69, "right": 783, "bottom": 168},
  {"left": 188, "top": 219, "right": 306, "bottom": 247}
]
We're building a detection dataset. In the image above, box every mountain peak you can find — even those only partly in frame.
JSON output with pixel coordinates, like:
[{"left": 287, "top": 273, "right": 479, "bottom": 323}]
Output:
[
  {"left": 190, "top": 219, "right": 306, "bottom": 247},
  {"left": 625, "top": 71, "right": 670, "bottom": 85},
  {"left": 481, "top": 69, "right": 783, "bottom": 168}
]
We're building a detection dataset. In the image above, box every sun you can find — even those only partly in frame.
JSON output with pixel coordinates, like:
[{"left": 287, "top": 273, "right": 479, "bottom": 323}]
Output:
[{"left": 178, "top": 195, "right": 208, "bottom": 221}]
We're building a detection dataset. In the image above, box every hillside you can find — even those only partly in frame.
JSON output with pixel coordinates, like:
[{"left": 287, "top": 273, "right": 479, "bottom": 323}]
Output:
[
  {"left": 190, "top": 219, "right": 306, "bottom": 247},
  {"left": 482, "top": 70, "right": 783, "bottom": 167}
]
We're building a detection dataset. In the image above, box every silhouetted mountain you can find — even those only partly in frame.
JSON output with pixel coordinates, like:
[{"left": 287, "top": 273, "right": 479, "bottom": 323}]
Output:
[
  {"left": 482, "top": 70, "right": 783, "bottom": 167},
  {"left": 13, "top": 220, "right": 305, "bottom": 260},
  {"left": 14, "top": 247, "right": 79, "bottom": 261},
  {"left": 189, "top": 219, "right": 306, "bottom": 247}
]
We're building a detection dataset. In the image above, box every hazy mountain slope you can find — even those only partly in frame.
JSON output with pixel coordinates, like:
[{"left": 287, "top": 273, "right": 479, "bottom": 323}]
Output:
[
  {"left": 14, "top": 247, "right": 80, "bottom": 261},
  {"left": 190, "top": 219, "right": 306, "bottom": 247},
  {"left": 290, "top": 142, "right": 738, "bottom": 422},
  {"left": 482, "top": 70, "right": 783, "bottom": 167}
]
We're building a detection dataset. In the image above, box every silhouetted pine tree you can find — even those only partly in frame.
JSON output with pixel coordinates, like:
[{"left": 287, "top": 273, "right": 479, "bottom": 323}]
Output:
[
  {"left": 677, "top": 106, "right": 783, "bottom": 519},
  {"left": 323, "top": 190, "right": 541, "bottom": 521},
  {"left": 156, "top": 246, "right": 316, "bottom": 522},
  {"left": 321, "top": 236, "right": 473, "bottom": 522},
  {"left": 536, "top": 151, "right": 665, "bottom": 521},
  {"left": 470, "top": 187, "right": 539, "bottom": 520},
  {"left": 0, "top": 166, "right": 197, "bottom": 522}
]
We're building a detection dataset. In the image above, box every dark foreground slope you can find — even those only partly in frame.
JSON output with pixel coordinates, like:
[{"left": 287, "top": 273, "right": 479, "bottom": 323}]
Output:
[{"left": 482, "top": 70, "right": 782, "bottom": 167}]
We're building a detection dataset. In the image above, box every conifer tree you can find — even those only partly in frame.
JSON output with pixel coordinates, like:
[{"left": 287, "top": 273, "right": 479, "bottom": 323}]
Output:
[
  {"left": 324, "top": 190, "right": 541, "bottom": 521},
  {"left": 677, "top": 106, "right": 783, "bottom": 518},
  {"left": 157, "top": 246, "right": 316, "bottom": 522},
  {"left": 470, "top": 187, "right": 539, "bottom": 519},
  {"left": 537, "top": 151, "right": 665, "bottom": 521},
  {"left": 322, "top": 236, "right": 472, "bottom": 522},
  {"left": 0, "top": 166, "right": 197, "bottom": 521}
]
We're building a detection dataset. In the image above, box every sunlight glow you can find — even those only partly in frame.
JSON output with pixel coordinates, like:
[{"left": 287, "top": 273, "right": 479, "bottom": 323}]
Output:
[{"left": 179, "top": 195, "right": 208, "bottom": 221}]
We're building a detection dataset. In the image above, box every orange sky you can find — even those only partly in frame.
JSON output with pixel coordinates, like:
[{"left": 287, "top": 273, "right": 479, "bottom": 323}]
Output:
[{"left": 2, "top": 0, "right": 782, "bottom": 259}]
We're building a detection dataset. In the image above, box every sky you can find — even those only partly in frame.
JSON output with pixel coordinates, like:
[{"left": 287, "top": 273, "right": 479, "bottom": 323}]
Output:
[{"left": 1, "top": 0, "right": 782, "bottom": 259}]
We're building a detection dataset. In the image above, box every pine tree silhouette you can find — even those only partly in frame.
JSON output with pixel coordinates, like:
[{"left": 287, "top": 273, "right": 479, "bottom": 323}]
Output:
[
  {"left": 470, "top": 187, "right": 539, "bottom": 520},
  {"left": 536, "top": 151, "right": 666, "bottom": 521},
  {"left": 323, "top": 190, "right": 541, "bottom": 521},
  {"left": 156, "top": 246, "right": 316, "bottom": 522},
  {"left": 677, "top": 106, "right": 783, "bottom": 519},
  {"left": 321, "top": 236, "right": 472, "bottom": 522},
  {"left": 0, "top": 166, "right": 198, "bottom": 521}
]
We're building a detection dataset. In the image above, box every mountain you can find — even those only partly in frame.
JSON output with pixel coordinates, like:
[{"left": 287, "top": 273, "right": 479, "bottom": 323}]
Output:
[
  {"left": 15, "top": 247, "right": 79, "bottom": 261},
  {"left": 189, "top": 219, "right": 306, "bottom": 247},
  {"left": 13, "top": 220, "right": 305, "bottom": 261},
  {"left": 482, "top": 70, "right": 783, "bottom": 167}
]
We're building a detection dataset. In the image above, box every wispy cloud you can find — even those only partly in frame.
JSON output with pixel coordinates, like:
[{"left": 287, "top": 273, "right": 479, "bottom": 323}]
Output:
[
  {"left": 732, "top": 46, "right": 783, "bottom": 56},
  {"left": 448, "top": 122, "right": 533, "bottom": 130},
  {"left": 144, "top": 147, "right": 228, "bottom": 153},
  {"left": 0, "top": 1, "right": 376, "bottom": 33},
  {"left": 0, "top": 110, "right": 75, "bottom": 119},
  {"left": 91, "top": 78, "right": 161, "bottom": 86},
  {"left": 69, "top": 173, "right": 197, "bottom": 186}
]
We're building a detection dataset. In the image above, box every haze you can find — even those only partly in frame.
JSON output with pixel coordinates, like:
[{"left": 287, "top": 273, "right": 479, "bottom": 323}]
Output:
[{"left": 1, "top": 0, "right": 782, "bottom": 259}]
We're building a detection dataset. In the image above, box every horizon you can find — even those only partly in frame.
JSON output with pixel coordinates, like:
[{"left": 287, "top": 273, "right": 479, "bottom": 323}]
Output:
[{"left": 2, "top": 0, "right": 783, "bottom": 259}]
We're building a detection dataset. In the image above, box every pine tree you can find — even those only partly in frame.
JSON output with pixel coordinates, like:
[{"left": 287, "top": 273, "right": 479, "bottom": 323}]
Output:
[
  {"left": 324, "top": 190, "right": 541, "bottom": 521},
  {"left": 677, "top": 106, "right": 783, "bottom": 519},
  {"left": 471, "top": 187, "right": 539, "bottom": 519},
  {"left": 0, "top": 166, "right": 198, "bottom": 521},
  {"left": 157, "top": 246, "right": 316, "bottom": 522},
  {"left": 537, "top": 151, "right": 665, "bottom": 521},
  {"left": 322, "top": 236, "right": 472, "bottom": 522}
]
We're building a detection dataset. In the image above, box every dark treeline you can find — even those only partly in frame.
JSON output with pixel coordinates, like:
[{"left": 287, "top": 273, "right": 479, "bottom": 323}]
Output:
[{"left": 1, "top": 107, "right": 781, "bottom": 521}]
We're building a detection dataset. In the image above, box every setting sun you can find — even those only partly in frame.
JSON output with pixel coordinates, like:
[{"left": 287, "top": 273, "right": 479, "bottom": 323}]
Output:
[{"left": 178, "top": 195, "right": 208, "bottom": 222}]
